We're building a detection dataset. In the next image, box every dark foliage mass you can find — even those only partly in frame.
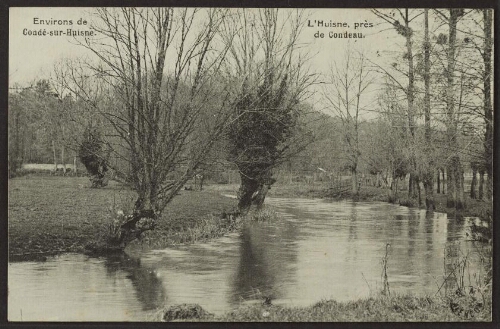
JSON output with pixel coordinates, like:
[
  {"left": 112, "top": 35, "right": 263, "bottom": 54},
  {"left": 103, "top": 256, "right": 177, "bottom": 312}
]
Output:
[
  {"left": 79, "top": 126, "right": 109, "bottom": 187},
  {"left": 228, "top": 76, "right": 298, "bottom": 212}
]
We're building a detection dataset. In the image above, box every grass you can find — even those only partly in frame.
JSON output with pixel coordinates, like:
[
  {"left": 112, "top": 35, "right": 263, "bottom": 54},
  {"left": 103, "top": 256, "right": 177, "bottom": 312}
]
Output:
[
  {"left": 246, "top": 208, "right": 280, "bottom": 222},
  {"left": 8, "top": 175, "right": 237, "bottom": 261},
  {"left": 205, "top": 182, "right": 388, "bottom": 201},
  {"left": 147, "top": 291, "right": 491, "bottom": 322},
  {"left": 207, "top": 182, "right": 492, "bottom": 223},
  {"left": 211, "top": 292, "right": 491, "bottom": 322}
]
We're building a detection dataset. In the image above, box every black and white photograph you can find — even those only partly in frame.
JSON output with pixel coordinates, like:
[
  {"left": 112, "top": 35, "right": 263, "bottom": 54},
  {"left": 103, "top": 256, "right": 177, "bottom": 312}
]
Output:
[{"left": 7, "top": 6, "right": 494, "bottom": 322}]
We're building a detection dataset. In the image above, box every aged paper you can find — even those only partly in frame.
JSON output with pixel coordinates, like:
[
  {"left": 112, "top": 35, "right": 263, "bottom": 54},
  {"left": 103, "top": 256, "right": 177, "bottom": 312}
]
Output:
[{"left": 8, "top": 7, "right": 493, "bottom": 322}]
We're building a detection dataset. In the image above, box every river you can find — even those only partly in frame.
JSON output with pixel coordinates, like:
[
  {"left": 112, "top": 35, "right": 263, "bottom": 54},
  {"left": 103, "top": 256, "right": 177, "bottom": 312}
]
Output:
[{"left": 8, "top": 198, "right": 486, "bottom": 321}]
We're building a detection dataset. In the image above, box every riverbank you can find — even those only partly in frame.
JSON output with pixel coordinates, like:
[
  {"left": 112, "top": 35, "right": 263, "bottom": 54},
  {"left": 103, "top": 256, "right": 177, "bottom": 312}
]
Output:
[
  {"left": 10, "top": 177, "right": 491, "bottom": 262},
  {"left": 8, "top": 176, "right": 238, "bottom": 261},
  {"left": 215, "top": 293, "right": 491, "bottom": 321},
  {"left": 149, "top": 292, "right": 491, "bottom": 322},
  {"left": 9, "top": 176, "right": 492, "bottom": 322},
  {"left": 206, "top": 182, "right": 492, "bottom": 222}
]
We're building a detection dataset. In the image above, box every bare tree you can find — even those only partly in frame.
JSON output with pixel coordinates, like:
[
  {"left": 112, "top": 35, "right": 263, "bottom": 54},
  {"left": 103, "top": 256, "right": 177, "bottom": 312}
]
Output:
[
  {"left": 323, "top": 47, "right": 374, "bottom": 197},
  {"left": 372, "top": 8, "right": 424, "bottom": 205},
  {"left": 373, "top": 81, "right": 411, "bottom": 200},
  {"left": 439, "top": 9, "right": 493, "bottom": 202},
  {"left": 435, "top": 9, "right": 467, "bottom": 209},
  {"left": 59, "top": 8, "right": 235, "bottom": 249},
  {"left": 422, "top": 8, "right": 435, "bottom": 210}
]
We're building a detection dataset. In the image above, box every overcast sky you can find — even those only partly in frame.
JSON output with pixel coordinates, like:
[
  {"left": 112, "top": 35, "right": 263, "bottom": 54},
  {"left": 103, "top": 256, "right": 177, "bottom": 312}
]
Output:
[
  {"left": 9, "top": 8, "right": 396, "bottom": 83},
  {"left": 9, "top": 7, "right": 411, "bottom": 119}
]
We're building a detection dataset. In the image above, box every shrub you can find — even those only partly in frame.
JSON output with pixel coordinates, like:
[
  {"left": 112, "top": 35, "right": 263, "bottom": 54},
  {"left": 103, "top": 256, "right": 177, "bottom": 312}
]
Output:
[
  {"left": 399, "top": 198, "right": 416, "bottom": 207},
  {"left": 78, "top": 126, "right": 110, "bottom": 188}
]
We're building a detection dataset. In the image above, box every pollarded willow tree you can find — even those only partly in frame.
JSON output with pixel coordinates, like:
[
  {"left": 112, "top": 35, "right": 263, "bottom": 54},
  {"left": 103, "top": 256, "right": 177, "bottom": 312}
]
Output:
[
  {"left": 59, "top": 8, "right": 236, "bottom": 249},
  {"left": 222, "top": 9, "right": 315, "bottom": 214}
]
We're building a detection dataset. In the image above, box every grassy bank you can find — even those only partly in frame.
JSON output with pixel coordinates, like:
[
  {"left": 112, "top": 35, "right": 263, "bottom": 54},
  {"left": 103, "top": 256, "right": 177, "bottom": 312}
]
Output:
[
  {"left": 149, "top": 292, "right": 491, "bottom": 322},
  {"left": 213, "top": 293, "right": 491, "bottom": 322},
  {"left": 8, "top": 176, "right": 238, "bottom": 261},
  {"left": 205, "top": 182, "right": 388, "bottom": 200},
  {"left": 206, "top": 182, "right": 492, "bottom": 222}
]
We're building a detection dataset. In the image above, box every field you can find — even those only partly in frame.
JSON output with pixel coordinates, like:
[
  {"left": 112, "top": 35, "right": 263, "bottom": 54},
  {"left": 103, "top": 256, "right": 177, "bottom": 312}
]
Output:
[{"left": 8, "top": 175, "right": 238, "bottom": 261}]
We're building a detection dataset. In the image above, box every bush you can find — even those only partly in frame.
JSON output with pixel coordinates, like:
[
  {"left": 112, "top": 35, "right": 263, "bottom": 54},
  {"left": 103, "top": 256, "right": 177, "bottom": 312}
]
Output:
[
  {"left": 78, "top": 126, "right": 110, "bottom": 188},
  {"left": 399, "top": 198, "right": 416, "bottom": 207},
  {"left": 162, "top": 304, "right": 214, "bottom": 321}
]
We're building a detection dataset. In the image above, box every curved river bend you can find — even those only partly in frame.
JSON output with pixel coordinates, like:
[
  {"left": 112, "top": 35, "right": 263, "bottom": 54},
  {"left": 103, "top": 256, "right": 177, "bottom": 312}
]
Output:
[{"left": 9, "top": 198, "right": 485, "bottom": 321}]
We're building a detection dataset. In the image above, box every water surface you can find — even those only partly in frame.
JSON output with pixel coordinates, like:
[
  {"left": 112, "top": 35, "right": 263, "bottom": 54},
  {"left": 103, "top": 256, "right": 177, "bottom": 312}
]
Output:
[{"left": 9, "top": 198, "right": 485, "bottom": 321}]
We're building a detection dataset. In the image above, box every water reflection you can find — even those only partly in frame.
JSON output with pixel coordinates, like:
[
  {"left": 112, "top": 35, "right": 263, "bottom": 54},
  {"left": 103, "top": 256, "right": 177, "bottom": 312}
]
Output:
[
  {"left": 9, "top": 199, "right": 488, "bottom": 321},
  {"left": 8, "top": 254, "right": 148, "bottom": 321},
  {"left": 231, "top": 220, "right": 299, "bottom": 305},
  {"left": 104, "top": 254, "right": 166, "bottom": 311}
]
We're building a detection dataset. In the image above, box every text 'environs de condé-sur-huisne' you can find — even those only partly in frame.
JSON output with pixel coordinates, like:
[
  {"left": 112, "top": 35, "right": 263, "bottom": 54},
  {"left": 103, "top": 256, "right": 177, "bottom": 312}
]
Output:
[{"left": 22, "top": 17, "right": 95, "bottom": 37}]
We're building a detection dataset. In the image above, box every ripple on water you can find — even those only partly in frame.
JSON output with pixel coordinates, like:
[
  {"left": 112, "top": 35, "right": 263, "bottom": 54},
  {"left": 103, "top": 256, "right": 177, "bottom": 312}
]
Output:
[{"left": 8, "top": 199, "right": 487, "bottom": 320}]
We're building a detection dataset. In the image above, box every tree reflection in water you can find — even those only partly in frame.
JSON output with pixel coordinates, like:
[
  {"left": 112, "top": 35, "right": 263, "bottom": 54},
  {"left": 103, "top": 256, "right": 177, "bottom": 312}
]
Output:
[
  {"left": 230, "top": 220, "right": 299, "bottom": 305},
  {"left": 104, "top": 253, "right": 167, "bottom": 311}
]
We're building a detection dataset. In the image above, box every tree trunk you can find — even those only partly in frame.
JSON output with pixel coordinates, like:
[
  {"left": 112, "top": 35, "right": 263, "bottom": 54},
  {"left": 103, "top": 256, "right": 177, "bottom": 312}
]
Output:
[
  {"left": 52, "top": 140, "right": 58, "bottom": 173},
  {"left": 447, "top": 156, "right": 465, "bottom": 209},
  {"left": 482, "top": 9, "right": 493, "bottom": 201},
  {"left": 402, "top": 9, "right": 418, "bottom": 206},
  {"left": 445, "top": 10, "right": 465, "bottom": 210},
  {"left": 458, "top": 165, "right": 465, "bottom": 208},
  {"left": 238, "top": 173, "right": 276, "bottom": 214},
  {"left": 351, "top": 169, "right": 359, "bottom": 197},
  {"left": 424, "top": 179, "right": 434, "bottom": 211},
  {"left": 238, "top": 175, "right": 260, "bottom": 215},
  {"left": 252, "top": 183, "right": 271, "bottom": 209},
  {"left": 422, "top": 9, "right": 434, "bottom": 211},
  {"left": 442, "top": 169, "right": 446, "bottom": 194},
  {"left": 436, "top": 169, "right": 441, "bottom": 194},
  {"left": 486, "top": 167, "right": 492, "bottom": 200},
  {"left": 446, "top": 162, "right": 456, "bottom": 208},
  {"left": 408, "top": 174, "right": 419, "bottom": 200},
  {"left": 200, "top": 175, "right": 205, "bottom": 191},
  {"left": 478, "top": 171, "right": 484, "bottom": 200},
  {"left": 470, "top": 165, "right": 477, "bottom": 199},
  {"left": 408, "top": 175, "right": 412, "bottom": 197},
  {"left": 61, "top": 144, "right": 66, "bottom": 175},
  {"left": 417, "top": 180, "right": 422, "bottom": 207},
  {"left": 393, "top": 176, "right": 399, "bottom": 202},
  {"left": 445, "top": 10, "right": 457, "bottom": 207},
  {"left": 73, "top": 156, "right": 77, "bottom": 176},
  {"left": 118, "top": 198, "right": 157, "bottom": 249}
]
